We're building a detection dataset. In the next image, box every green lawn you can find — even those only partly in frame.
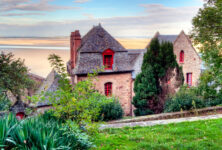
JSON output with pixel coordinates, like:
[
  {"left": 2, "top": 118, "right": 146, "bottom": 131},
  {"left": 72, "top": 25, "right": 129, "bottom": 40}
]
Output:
[{"left": 92, "top": 119, "right": 222, "bottom": 150}]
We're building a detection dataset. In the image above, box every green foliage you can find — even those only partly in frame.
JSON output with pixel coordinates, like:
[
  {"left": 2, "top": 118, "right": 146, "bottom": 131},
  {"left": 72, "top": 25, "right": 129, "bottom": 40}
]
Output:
[
  {"left": 0, "top": 113, "right": 17, "bottom": 148},
  {"left": 164, "top": 86, "right": 205, "bottom": 112},
  {"left": 191, "top": 0, "right": 222, "bottom": 100},
  {"left": 0, "top": 89, "right": 11, "bottom": 111},
  {"left": 98, "top": 97, "right": 124, "bottom": 121},
  {"left": 192, "top": 0, "right": 222, "bottom": 44},
  {"left": 133, "top": 38, "right": 183, "bottom": 116},
  {"left": 31, "top": 54, "right": 112, "bottom": 128},
  {"left": 132, "top": 65, "right": 156, "bottom": 116},
  {"left": 205, "top": 97, "right": 222, "bottom": 107},
  {"left": 0, "top": 113, "right": 92, "bottom": 150},
  {"left": 0, "top": 52, "right": 34, "bottom": 97}
]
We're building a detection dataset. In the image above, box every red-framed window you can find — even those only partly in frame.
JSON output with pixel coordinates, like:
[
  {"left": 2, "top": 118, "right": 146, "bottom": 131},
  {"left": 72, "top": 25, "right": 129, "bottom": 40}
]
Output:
[
  {"left": 105, "top": 82, "right": 112, "bottom": 96},
  {"left": 186, "top": 73, "right": 192, "bottom": 87},
  {"left": 102, "top": 49, "right": 114, "bottom": 70},
  {"left": 179, "top": 50, "right": 184, "bottom": 63}
]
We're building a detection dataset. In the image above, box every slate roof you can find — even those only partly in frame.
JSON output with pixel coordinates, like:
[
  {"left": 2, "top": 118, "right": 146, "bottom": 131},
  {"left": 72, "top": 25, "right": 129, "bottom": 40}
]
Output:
[
  {"left": 10, "top": 100, "right": 28, "bottom": 114},
  {"left": 157, "top": 35, "right": 178, "bottom": 43},
  {"left": 35, "top": 70, "right": 59, "bottom": 107},
  {"left": 128, "top": 49, "right": 146, "bottom": 79},
  {"left": 80, "top": 25, "right": 127, "bottom": 53},
  {"left": 73, "top": 25, "right": 133, "bottom": 75}
]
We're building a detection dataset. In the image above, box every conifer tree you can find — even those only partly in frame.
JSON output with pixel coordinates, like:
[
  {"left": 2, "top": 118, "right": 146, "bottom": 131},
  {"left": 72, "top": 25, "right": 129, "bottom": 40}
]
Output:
[{"left": 133, "top": 38, "right": 183, "bottom": 116}]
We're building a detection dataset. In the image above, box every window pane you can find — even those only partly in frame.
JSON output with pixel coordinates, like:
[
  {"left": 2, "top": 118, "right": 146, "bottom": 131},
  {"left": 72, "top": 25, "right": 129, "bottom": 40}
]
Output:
[
  {"left": 104, "top": 55, "right": 112, "bottom": 69},
  {"left": 105, "top": 82, "right": 112, "bottom": 96}
]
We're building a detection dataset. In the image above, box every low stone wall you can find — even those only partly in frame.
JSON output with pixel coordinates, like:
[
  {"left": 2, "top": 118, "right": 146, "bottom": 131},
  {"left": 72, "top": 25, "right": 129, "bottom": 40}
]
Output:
[{"left": 109, "top": 106, "right": 222, "bottom": 124}]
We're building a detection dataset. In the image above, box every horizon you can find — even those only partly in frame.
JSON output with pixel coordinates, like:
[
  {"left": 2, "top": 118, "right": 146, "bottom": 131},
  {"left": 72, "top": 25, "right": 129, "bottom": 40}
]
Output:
[{"left": 0, "top": 0, "right": 204, "bottom": 77}]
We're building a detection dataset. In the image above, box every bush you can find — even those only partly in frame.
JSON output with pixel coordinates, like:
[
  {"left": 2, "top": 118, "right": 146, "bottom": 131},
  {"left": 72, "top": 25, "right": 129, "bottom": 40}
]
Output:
[
  {"left": 98, "top": 97, "right": 124, "bottom": 121},
  {"left": 0, "top": 114, "right": 92, "bottom": 150},
  {"left": 134, "top": 108, "right": 153, "bottom": 116},
  {"left": 205, "top": 98, "right": 222, "bottom": 107},
  {"left": 164, "top": 86, "right": 205, "bottom": 113},
  {"left": 30, "top": 54, "right": 111, "bottom": 127}
]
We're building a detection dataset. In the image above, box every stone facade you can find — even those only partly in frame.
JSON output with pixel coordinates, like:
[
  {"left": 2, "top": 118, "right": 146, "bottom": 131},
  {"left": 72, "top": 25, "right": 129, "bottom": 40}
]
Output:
[
  {"left": 173, "top": 31, "right": 201, "bottom": 86},
  {"left": 67, "top": 25, "right": 202, "bottom": 116},
  {"left": 77, "top": 73, "right": 133, "bottom": 116}
]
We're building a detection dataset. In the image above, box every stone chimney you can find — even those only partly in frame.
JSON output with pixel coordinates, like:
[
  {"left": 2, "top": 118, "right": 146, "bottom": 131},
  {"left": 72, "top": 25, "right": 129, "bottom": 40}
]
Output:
[{"left": 70, "top": 30, "right": 81, "bottom": 69}]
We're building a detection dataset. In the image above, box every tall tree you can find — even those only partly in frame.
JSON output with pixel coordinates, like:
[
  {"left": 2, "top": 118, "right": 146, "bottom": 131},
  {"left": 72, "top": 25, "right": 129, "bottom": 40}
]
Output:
[
  {"left": 191, "top": 0, "right": 222, "bottom": 99},
  {"left": 133, "top": 38, "right": 183, "bottom": 116},
  {"left": 0, "top": 52, "right": 33, "bottom": 97}
]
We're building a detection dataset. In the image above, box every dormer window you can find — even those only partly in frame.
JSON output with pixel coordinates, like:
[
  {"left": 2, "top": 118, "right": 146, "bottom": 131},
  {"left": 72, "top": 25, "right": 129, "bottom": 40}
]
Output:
[
  {"left": 103, "top": 49, "right": 114, "bottom": 70},
  {"left": 179, "top": 50, "right": 184, "bottom": 63}
]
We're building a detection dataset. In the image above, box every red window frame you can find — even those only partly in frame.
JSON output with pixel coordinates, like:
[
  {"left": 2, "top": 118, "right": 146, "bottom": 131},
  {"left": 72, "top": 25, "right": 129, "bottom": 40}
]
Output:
[
  {"left": 179, "top": 50, "right": 184, "bottom": 63},
  {"left": 102, "top": 49, "right": 114, "bottom": 70},
  {"left": 186, "top": 73, "right": 192, "bottom": 87},
  {"left": 105, "top": 82, "right": 112, "bottom": 96},
  {"left": 16, "top": 112, "right": 25, "bottom": 120}
]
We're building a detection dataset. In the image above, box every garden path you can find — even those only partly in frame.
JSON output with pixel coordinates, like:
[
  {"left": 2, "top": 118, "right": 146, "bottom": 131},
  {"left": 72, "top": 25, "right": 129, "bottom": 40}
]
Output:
[{"left": 100, "top": 114, "right": 222, "bottom": 129}]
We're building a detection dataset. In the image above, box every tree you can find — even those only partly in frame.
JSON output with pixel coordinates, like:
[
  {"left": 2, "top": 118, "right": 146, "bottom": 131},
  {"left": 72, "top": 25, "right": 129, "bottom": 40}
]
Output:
[
  {"left": 133, "top": 38, "right": 183, "bottom": 116},
  {"left": 191, "top": 0, "right": 222, "bottom": 99},
  {"left": 0, "top": 52, "right": 33, "bottom": 97},
  {"left": 132, "top": 65, "right": 157, "bottom": 116},
  {"left": 31, "top": 54, "right": 111, "bottom": 127}
]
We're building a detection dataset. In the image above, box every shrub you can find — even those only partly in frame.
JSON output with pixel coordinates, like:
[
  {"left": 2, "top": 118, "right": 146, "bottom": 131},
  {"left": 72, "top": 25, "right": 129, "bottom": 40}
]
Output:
[
  {"left": 98, "top": 97, "right": 124, "bottom": 121},
  {"left": 0, "top": 114, "right": 92, "bottom": 150},
  {"left": 30, "top": 54, "right": 111, "bottom": 127},
  {"left": 204, "top": 98, "right": 222, "bottom": 107},
  {"left": 164, "top": 86, "right": 205, "bottom": 113}
]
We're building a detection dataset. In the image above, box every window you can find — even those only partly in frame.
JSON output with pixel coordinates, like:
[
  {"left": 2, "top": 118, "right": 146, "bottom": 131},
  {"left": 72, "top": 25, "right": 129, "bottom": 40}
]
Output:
[
  {"left": 186, "top": 73, "right": 192, "bottom": 87},
  {"left": 16, "top": 112, "right": 25, "bottom": 120},
  {"left": 103, "top": 49, "right": 114, "bottom": 70},
  {"left": 104, "top": 55, "right": 112, "bottom": 69},
  {"left": 179, "top": 50, "right": 184, "bottom": 63},
  {"left": 105, "top": 82, "right": 112, "bottom": 96}
]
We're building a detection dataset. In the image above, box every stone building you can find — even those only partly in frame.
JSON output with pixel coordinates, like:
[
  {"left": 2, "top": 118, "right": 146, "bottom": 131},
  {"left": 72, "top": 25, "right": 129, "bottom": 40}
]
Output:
[
  {"left": 151, "top": 31, "right": 202, "bottom": 87},
  {"left": 67, "top": 24, "right": 201, "bottom": 116}
]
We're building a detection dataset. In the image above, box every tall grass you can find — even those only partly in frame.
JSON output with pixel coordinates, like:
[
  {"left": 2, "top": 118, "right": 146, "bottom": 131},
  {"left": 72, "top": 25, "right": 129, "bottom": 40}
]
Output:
[{"left": 0, "top": 113, "right": 92, "bottom": 150}]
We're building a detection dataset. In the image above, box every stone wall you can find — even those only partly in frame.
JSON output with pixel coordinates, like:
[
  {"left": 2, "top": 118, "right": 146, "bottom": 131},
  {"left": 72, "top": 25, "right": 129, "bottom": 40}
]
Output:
[
  {"left": 174, "top": 32, "right": 201, "bottom": 86},
  {"left": 77, "top": 73, "right": 133, "bottom": 116}
]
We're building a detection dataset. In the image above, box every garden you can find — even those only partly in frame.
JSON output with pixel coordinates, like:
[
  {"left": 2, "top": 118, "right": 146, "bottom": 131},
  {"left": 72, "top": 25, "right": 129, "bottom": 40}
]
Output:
[{"left": 0, "top": 0, "right": 222, "bottom": 149}]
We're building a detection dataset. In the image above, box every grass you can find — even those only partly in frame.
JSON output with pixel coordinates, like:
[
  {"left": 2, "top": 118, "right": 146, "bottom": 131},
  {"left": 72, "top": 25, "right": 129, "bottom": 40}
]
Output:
[{"left": 92, "top": 118, "right": 222, "bottom": 150}]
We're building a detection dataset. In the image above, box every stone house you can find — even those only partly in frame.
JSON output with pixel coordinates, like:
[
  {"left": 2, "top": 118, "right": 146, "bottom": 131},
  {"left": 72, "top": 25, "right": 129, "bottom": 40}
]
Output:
[
  {"left": 67, "top": 24, "right": 201, "bottom": 116},
  {"left": 151, "top": 31, "right": 202, "bottom": 87}
]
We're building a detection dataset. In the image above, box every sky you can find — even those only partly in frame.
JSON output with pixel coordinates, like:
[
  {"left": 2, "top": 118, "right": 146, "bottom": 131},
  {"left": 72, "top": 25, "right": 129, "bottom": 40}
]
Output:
[{"left": 0, "top": 0, "right": 204, "bottom": 38}]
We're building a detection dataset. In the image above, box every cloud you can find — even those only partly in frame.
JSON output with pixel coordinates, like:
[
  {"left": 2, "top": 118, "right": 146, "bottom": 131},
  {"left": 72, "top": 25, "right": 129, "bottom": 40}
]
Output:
[
  {"left": 1, "top": 12, "right": 45, "bottom": 16},
  {"left": 0, "top": 4, "right": 201, "bottom": 37},
  {"left": 82, "top": 13, "right": 94, "bottom": 19},
  {"left": 140, "top": 4, "right": 200, "bottom": 21},
  {"left": 0, "top": 0, "right": 79, "bottom": 13},
  {"left": 74, "top": 0, "right": 90, "bottom": 3}
]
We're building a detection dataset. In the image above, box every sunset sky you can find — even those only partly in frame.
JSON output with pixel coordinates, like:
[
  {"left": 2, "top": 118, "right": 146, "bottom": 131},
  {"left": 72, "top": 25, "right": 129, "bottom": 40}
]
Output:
[
  {"left": 0, "top": 0, "right": 204, "bottom": 77},
  {"left": 0, "top": 0, "right": 204, "bottom": 38}
]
